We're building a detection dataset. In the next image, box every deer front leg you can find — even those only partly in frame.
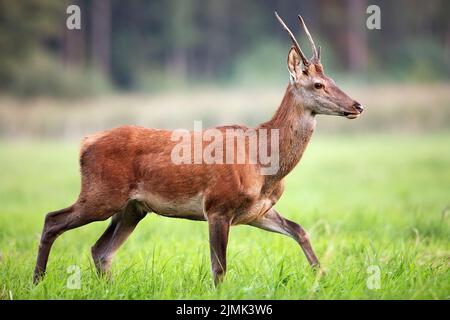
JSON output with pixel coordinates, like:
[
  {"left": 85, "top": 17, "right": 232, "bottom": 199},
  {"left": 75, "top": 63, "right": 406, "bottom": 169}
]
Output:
[
  {"left": 207, "top": 213, "right": 231, "bottom": 286},
  {"left": 249, "top": 208, "right": 320, "bottom": 268}
]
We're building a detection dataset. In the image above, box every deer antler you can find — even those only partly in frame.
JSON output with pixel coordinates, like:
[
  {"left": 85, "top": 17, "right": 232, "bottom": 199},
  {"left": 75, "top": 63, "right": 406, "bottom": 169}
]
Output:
[
  {"left": 275, "top": 12, "right": 310, "bottom": 67},
  {"left": 298, "top": 15, "right": 319, "bottom": 63}
]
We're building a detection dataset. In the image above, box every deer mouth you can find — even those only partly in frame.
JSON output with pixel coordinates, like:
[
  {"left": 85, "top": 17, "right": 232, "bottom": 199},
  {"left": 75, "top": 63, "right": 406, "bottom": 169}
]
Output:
[{"left": 343, "top": 111, "right": 360, "bottom": 119}]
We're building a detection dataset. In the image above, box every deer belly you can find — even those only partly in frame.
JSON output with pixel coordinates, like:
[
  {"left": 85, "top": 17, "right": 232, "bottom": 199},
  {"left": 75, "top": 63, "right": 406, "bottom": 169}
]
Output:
[{"left": 133, "top": 192, "right": 205, "bottom": 220}]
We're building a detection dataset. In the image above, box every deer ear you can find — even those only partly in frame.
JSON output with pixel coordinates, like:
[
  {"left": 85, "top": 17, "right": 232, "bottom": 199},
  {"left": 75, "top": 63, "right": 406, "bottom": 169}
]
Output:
[{"left": 287, "top": 46, "right": 302, "bottom": 82}]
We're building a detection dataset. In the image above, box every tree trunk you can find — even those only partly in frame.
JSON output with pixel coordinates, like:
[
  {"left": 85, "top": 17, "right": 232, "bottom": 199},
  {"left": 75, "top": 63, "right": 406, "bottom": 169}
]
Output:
[
  {"left": 346, "top": 0, "right": 368, "bottom": 72},
  {"left": 62, "top": 0, "right": 85, "bottom": 69},
  {"left": 91, "top": 0, "right": 111, "bottom": 76}
]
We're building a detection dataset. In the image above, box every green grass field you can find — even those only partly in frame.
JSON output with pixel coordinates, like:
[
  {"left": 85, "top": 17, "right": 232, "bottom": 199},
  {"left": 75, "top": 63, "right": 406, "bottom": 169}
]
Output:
[{"left": 0, "top": 134, "right": 449, "bottom": 299}]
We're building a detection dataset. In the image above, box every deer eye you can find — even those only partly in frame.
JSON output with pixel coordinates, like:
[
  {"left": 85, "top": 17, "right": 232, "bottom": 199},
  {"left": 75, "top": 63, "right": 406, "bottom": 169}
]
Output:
[{"left": 314, "top": 82, "right": 324, "bottom": 89}]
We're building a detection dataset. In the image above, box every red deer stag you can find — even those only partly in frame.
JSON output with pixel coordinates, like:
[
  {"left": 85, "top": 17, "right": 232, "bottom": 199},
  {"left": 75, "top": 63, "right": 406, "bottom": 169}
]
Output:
[{"left": 34, "top": 13, "right": 363, "bottom": 286}]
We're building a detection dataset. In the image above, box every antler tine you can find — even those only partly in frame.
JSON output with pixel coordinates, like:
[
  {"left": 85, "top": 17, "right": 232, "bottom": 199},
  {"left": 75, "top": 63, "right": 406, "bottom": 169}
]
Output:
[
  {"left": 275, "top": 12, "right": 309, "bottom": 66},
  {"left": 298, "top": 15, "right": 319, "bottom": 62}
]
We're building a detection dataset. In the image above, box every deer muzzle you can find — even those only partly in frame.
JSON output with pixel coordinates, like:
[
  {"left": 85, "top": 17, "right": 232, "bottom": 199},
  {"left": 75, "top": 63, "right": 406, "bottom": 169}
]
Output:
[{"left": 343, "top": 102, "right": 364, "bottom": 119}]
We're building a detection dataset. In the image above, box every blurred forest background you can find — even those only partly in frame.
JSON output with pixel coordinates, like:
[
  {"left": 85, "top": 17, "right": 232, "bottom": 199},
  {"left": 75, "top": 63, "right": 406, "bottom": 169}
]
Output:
[{"left": 0, "top": 0, "right": 449, "bottom": 138}]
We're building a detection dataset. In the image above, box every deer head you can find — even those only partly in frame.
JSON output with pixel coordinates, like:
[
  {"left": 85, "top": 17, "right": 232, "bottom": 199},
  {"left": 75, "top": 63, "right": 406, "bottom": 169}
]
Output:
[{"left": 275, "top": 12, "right": 363, "bottom": 119}]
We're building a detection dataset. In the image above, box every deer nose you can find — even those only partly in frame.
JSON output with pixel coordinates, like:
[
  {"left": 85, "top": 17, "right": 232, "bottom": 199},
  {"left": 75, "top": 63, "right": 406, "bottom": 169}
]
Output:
[{"left": 353, "top": 102, "right": 364, "bottom": 113}]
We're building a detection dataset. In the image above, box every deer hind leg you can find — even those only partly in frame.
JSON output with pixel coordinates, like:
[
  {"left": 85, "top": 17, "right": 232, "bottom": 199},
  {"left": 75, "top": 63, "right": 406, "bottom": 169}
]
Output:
[
  {"left": 249, "top": 208, "right": 320, "bottom": 268},
  {"left": 33, "top": 202, "right": 114, "bottom": 284},
  {"left": 91, "top": 200, "right": 147, "bottom": 276}
]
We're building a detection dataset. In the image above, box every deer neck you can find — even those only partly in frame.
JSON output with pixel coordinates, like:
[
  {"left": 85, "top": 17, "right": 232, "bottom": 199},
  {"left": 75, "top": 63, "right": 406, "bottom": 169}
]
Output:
[{"left": 259, "top": 84, "right": 316, "bottom": 181}]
